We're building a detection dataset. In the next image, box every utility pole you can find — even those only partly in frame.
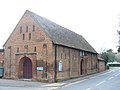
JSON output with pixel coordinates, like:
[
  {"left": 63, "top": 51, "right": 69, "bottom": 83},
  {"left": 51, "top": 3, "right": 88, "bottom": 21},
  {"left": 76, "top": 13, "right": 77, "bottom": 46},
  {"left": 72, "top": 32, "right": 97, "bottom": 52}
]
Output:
[
  {"left": 117, "top": 30, "right": 120, "bottom": 52},
  {"left": 117, "top": 15, "right": 120, "bottom": 53}
]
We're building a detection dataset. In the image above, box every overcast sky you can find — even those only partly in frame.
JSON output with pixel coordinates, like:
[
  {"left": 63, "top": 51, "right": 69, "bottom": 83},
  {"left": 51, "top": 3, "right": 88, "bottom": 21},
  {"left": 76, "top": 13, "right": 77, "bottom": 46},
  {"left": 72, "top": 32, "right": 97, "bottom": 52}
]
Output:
[{"left": 0, "top": 0, "right": 120, "bottom": 53}]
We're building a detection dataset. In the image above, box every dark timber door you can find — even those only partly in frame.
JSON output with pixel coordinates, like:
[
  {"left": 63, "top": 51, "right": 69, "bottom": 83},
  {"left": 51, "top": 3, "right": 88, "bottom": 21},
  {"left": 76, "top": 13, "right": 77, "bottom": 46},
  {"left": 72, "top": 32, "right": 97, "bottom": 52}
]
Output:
[
  {"left": 81, "top": 59, "right": 84, "bottom": 75},
  {"left": 23, "top": 59, "right": 32, "bottom": 79}
]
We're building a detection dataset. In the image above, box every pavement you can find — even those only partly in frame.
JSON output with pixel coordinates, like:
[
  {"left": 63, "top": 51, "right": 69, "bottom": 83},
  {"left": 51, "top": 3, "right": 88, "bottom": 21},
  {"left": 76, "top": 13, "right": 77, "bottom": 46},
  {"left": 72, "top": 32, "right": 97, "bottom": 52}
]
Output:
[{"left": 0, "top": 70, "right": 110, "bottom": 90}]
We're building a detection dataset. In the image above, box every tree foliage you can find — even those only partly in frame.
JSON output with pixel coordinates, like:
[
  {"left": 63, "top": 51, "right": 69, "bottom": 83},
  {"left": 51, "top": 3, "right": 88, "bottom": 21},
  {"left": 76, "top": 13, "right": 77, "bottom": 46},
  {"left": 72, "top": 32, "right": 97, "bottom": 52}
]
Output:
[
  {"left": 101, "top": 49, "right": 115, "bottom": 64},
  {"left": 101, "top": 52, "right": 108, "bottom": 65},
  {"left": 117, "top": 46, "right": 120, "bottom": 52}
]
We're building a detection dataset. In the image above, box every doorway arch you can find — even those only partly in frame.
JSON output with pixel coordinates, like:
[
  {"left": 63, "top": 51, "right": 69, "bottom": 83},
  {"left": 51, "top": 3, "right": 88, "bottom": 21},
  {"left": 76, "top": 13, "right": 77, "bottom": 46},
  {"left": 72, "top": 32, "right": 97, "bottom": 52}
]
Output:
[
  {"left": 80, "top": 59, "right": 84, "bottom": 75},
  {"left": 19, "top": 57, "right": 32, "bottom": 79}
]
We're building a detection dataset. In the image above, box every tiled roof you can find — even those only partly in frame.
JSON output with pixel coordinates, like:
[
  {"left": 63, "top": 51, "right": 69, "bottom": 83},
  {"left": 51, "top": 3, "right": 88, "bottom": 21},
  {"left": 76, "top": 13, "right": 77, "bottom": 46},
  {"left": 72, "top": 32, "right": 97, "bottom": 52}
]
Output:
[{"left": 27, "top": 10, "right": 97, "bottom": 53}]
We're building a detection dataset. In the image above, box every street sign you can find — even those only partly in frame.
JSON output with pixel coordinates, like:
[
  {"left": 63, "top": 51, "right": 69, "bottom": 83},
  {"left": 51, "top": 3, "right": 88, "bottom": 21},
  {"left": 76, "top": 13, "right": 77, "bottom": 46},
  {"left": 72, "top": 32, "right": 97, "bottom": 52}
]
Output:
[
  {"left": 37, "top": 67, "right": 44, "bottom": 71},
  {"left": 58, "top": 61, "right": 62, "bottom": 72}
]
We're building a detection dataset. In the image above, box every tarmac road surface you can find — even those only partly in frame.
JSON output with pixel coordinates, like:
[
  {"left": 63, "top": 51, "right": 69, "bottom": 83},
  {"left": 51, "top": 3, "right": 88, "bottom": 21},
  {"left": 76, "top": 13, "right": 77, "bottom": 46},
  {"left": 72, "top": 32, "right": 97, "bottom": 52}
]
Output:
[{"left": 59, "top": 67, "right": 120, "bottom": 90}]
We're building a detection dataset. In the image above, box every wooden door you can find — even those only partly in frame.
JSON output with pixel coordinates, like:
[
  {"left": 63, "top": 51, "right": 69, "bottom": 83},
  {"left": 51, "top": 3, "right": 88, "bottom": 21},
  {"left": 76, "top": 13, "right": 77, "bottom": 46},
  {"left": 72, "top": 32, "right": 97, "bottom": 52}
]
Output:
[
  {"left": 23, "top": 59, "right": 32, "bottom": 79},
  {"left": 80, "top": 59, "right": 84, "bottom": 75}
]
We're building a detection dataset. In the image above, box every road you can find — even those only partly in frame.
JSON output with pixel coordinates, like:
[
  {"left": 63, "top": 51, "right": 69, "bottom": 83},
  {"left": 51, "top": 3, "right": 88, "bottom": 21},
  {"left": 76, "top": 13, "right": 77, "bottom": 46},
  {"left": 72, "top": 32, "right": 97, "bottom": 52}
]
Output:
[
  {"left": 58, "top": 67, "right": 120, "bottom": 90},
  {"left": 0, "top": 67, "right": 120, "bottom": 90}
]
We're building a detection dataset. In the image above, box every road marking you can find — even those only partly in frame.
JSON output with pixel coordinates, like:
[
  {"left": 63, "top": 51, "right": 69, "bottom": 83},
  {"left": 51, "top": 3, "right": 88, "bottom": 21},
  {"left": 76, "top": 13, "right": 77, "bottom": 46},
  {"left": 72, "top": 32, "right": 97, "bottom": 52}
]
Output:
[
  {"left": 108, "top": 77, "right": 114, "bottom": 80},
  {"left": 86, "top": 88, "right": 91, "bottom": 90},
  {"left": 90, "top": 71, "right": 112, "bottom": 79},
  {"left": 115, "top": 73, "right": 120, "bottom": 76},
  {"left": 112, "top": 70, "right": 115, "bottom": 72},
  {"left": 96, "top": 80, "right": 105, "bottom": 86},
  {"left": 64, "top": 79, "right": 87, "bottom": 88}
]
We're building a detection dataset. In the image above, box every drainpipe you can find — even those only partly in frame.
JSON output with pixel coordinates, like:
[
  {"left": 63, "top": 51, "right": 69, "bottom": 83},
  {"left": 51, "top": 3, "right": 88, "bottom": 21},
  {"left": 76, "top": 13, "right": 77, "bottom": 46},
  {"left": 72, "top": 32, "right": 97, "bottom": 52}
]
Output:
[
  {"left": 45, "top": 44, "right": 47, "bottom": 79},
  {"left": 54, "top": 44, "right": 57, "bottom": 82},
  {"left": 69, "top": 48, "right": 71, "bottom": 77}
]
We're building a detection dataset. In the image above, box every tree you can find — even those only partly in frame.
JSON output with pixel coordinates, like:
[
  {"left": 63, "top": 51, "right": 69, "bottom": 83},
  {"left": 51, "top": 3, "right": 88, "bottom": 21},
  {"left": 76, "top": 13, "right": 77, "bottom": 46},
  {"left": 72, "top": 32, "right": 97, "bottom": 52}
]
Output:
[
  {"left": 101, "top": 49, "right": 115, "bottom": 64},
  {"left": 117, "top": 46, "right": 120, "bottom": 52},
  {"left": 106, "top": 49, "right": 113, "bottom": 53},
  {"left": 101, "top": 52, "right": 108, "bottom": 65}
]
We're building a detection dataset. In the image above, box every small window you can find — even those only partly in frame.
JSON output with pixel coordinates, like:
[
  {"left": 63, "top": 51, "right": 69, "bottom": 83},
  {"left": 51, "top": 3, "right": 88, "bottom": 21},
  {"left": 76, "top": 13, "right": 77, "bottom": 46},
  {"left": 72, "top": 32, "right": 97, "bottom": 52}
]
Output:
[
  {"left": 34, "top": 47, "right": 36, "bottom": 52},
  {"left": 83, "top": 51, "right": 85, "bottom": 56},
  {"left": 33, "top": 25, "right": 35, "bottom": 32},
  {"left": 29, "top": 33, "right": 31, "bottom": 40},
  {"left": 23, "top": 34, "right": 25, "bottom": 40},
  {"left": 43, "top": 44, "right": 47, "bottom": 48},
  {"left": 80, "top": 51, "right": 83, "bottom": 57},
  {"left": 65, "top": 53, "right": 66, "bottom": 59},
  {"left": 20, "top": 26, "right": 22, "bottom": 33},
  {"left": 24, "top": 45, "right": 28, "bottom": 49},
  {"left": 17, "top": 48, "right": 19, "bottom": 52},
  {"left": 8, "top": 46, "right": 11, "bottom": 49},
  {"left": 61, "top": 53, "right": 63, "bottom": 59},
  {"left": 26, "top": 26, "right": 28, "bottom": 32},
  {"left": 84, "top": 52, "right": 87, "bottom": 56},
  {"left": 80, "top": 51, "right": 84, "bottom": 57}
]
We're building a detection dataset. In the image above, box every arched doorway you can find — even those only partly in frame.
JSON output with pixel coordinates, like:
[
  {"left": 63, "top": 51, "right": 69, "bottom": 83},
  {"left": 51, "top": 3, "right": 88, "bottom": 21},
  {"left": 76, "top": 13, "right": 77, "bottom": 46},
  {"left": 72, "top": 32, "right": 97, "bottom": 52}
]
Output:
[
  {"left": 19, "top": 57, "right": 32, "bottom": 79},
  {"left": 80, "top": 59, "right": 84, "bottom": 75}
]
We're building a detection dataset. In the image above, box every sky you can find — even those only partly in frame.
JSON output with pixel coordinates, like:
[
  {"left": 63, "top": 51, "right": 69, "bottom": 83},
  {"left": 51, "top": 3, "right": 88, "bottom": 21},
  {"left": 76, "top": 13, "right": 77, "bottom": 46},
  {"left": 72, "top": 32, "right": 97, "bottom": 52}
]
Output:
[{"left": 0, "top": 0, "right": 120, "bottom": 53}]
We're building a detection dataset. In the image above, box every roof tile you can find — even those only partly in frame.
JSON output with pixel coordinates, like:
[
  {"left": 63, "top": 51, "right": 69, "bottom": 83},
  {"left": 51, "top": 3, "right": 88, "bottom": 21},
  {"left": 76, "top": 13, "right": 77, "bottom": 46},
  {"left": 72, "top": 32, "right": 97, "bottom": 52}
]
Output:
[{"left": 27, "top": 10, "right": 97, "bottom": 53}]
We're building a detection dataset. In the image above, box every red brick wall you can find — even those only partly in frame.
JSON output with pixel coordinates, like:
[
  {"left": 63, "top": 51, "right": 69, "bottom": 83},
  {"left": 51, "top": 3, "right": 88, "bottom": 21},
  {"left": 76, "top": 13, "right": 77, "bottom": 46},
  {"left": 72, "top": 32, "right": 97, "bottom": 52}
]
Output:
[
  {"left": 55, "top": 45, "right": 98, "bottom": 81},
  {"left": 0, "top": 51, "right": 4, "bottom": 66},
  {"left": 98, "top": 60, "right": 105, "bottom": 72},
  {"left": 4, "top": 12, "right": 54, "bottom": 81}
]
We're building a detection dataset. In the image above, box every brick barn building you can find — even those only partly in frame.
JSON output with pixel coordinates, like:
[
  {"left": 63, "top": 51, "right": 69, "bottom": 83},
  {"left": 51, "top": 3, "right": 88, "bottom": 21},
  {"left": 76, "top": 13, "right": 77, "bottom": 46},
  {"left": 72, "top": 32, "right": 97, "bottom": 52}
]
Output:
[{"left": 3, "top": 10, "right": 98, "bottom": 82}]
